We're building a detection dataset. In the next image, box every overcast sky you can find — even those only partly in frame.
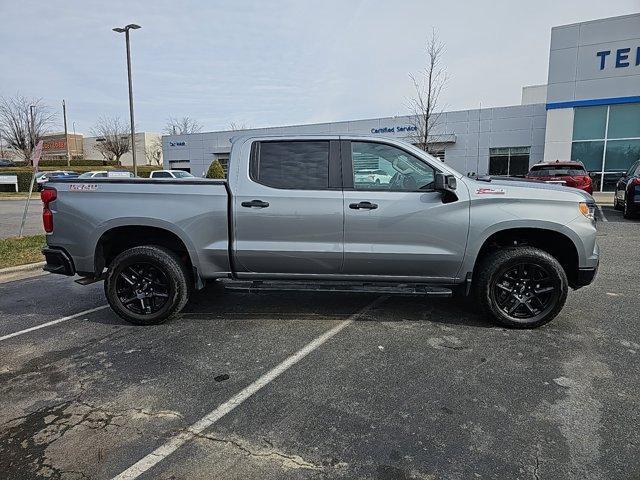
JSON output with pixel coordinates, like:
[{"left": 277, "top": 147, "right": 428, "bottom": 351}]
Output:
[{"left": 1, "top": 0, "right": 638, "bottom": 135}]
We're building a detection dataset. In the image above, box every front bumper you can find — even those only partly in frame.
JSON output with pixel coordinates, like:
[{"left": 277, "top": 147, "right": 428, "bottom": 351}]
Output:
[
  {"left": 42, "top": 247, "right": 75, "bottom": 276},
  {"left": 574, "top": 265, "right": 598, "bottom": 288},
  {"left": 571, "top": 238, "right": 599, "bottom": 289}
]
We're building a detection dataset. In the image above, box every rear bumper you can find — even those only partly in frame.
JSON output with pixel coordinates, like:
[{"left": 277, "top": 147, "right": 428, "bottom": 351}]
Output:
[{"left": 42, "top": 247, "right": 75, "bottom": 276}]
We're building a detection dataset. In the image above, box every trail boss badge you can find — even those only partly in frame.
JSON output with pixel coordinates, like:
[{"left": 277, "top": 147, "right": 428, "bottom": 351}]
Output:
[{"left": 476, "top": 187, "right": 506, "bottom": 195}]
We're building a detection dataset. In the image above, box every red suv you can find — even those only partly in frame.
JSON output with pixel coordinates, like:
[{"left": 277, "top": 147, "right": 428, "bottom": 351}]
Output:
[{"left": 525, "top": 161, "right": 593, "bottom": 194}]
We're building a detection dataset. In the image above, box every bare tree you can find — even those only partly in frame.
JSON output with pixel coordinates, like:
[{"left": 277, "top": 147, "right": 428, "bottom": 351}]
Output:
[
  {"left": 229, "top": 122, "right": 249, "bottom": 131},
  {"left": 408, "top": 29, "right": 448, "bottom": 154},
  {"left": 163, "top": 116, "right": 203, "bottom": 135},
  {"left": 0, "top": 135, "right": 17, "bottom": 160},
  {"left": 0, "top": 95, "right": 55, "bottom": 163},
  {"left": 91, "top": 116, "right": 131, "bottom": 165},
  {"left": 145, "top": 137, "right": 163, "bottom": 166}
]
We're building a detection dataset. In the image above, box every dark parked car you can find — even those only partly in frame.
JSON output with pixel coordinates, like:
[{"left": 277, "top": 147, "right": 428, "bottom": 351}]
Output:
[
  {"left": 525, "top": 160, "right": 593, "bottom": 194},
  {"left": 614, "top": 159, "right": 640, "bottom": 219},
  {"left": 0, "top": 158, "right": 16, "bottom": 167}
]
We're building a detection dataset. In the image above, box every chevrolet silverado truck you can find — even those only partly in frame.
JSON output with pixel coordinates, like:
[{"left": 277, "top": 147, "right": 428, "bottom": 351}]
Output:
[{"left": 42, "top": 135, "right": 599, "bottom": 328}]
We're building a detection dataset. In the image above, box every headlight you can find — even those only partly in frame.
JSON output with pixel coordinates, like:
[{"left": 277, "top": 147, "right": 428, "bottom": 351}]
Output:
[{"left": 579, "top": 202, "right": 595, "bottom": 221}]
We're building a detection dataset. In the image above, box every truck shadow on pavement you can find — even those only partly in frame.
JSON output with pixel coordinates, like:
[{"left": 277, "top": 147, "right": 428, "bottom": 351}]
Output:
[{"left": 178, "top": 284, "right": 495, "bottom": 329}]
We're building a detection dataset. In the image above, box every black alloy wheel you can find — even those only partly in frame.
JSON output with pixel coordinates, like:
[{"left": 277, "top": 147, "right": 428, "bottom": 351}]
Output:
[
  {"left": 115, "top": 262, "right": 171, "bottom": 315},
  {"left": 104, "top": 245, "right": 190, "bottom": 325},
  {"left": 474, "top": 246, "right": 568, "bottom": 328},
  {"left": 490, "top": 262, "right": 559, "bottom": 322}
]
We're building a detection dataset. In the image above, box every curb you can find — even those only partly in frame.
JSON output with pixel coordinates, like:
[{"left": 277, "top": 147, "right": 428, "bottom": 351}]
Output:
[{"left": 0, "top": 261, "right": 45, "bottom": 274}]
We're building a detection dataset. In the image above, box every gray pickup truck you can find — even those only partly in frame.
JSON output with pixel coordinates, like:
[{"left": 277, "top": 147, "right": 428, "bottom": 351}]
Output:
[{"left": 42, "top": 135, "right": 599, "bottom": 328}]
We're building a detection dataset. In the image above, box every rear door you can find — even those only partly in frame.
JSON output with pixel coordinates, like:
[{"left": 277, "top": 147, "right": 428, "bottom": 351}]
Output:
[
  {"left": 341, "top": 140, "right": 469, "bottom": 280},
  {"left": 233, "top": 140, "right": 344, "bottom": 275}
]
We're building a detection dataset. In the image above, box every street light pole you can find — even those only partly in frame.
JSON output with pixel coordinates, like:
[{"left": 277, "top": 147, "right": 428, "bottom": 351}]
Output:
[
  {"left": 113, "top": 23, "right": 141, "bottom": 176},
  {"left": 63, "top": 100, "right": 71, "bottom": 166}
]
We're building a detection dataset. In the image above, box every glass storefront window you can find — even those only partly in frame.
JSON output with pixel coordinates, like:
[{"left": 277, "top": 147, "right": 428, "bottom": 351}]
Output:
[
  {"left": 572, "top": 105, "right": 607, "bottom": 140},
  {"left": 488, "top": 156, "right": 508, "bottom": 175},
  {"left": 604, "top": 139, "right": 640, "bottom": 171},
  {"left": 607, "top": 104, "right": 640, "bottom": 139},
  {"left": 570, "top": 141, "right": 604, "bottom": 171},
  {"left": 571, "top": 103, "right": 640, "bottom": 191},
  {"left": 488, "top": 147, "right": 530, "bottom": 176}
]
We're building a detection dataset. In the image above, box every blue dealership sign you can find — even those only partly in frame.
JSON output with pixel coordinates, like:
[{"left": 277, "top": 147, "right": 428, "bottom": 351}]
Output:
[{"left": 596, "top": 46, "right": 640, "bottom": 70}]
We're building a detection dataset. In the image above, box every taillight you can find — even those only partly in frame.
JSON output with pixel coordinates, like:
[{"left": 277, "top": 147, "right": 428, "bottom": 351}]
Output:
[
  {"left": 633, "top": 178, "right": 640, "bottom": 186},
  {"left": 41, "top": 188, "right": 56, "bottom": 233},
  {"left": 572, "top": 175, "right": 591, "bottom": 185}
]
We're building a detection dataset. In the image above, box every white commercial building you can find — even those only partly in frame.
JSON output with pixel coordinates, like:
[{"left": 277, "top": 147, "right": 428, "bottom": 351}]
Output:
[
  {"left": 84, "top": 132, "right": 162, "bottom": 166},
  {"left": 163, "top": 13, "right": 640, "bottom": 191}
]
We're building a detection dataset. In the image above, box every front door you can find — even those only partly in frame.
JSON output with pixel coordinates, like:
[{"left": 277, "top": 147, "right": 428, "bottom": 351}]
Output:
[
  {"left": 233, "top": 140, "right": 344, "bottom": 275},
  {"left": 342, "top": 140, "right": 469, "bottom": 280}
]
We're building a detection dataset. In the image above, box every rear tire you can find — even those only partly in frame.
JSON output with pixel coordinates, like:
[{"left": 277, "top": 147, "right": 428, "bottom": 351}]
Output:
[
  {"left": 613, "top": 195, "right": 623, "bottom": 211},
  {"left": 474, "top": 247, "right": 568, "bottom": 329},
  {"left": 623, "top": 198, "right": 636, "bottom": 219},
  {"left": 104, "top": 245, "right": 190, "bottom": 325}
]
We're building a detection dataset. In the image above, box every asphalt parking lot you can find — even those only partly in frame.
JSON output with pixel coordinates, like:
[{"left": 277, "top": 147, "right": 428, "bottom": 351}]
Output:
[
  {"left": 1, "top": 206, "right": 638, "bottom": 480},
  {"left": 0, "top": 199, "right": 43, "bottom": 239}
]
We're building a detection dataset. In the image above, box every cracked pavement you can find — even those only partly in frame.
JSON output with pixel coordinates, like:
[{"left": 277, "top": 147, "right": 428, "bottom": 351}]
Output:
[{"left": 0, "top": 206, "right": 639, "bottom": 479}]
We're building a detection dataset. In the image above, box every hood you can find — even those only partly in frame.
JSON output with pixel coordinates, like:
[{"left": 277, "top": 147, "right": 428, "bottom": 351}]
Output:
[{"left": 468, "top": 177, "right": 595, "bottom": 203}]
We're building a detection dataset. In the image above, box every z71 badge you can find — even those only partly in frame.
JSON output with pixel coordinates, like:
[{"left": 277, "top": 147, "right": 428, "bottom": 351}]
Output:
[
  {"left": 476, "top": 187, "right": 506, "bottom": 195},
  {"left": 69, "top": 184, "right": 98, "bottom": 191}
]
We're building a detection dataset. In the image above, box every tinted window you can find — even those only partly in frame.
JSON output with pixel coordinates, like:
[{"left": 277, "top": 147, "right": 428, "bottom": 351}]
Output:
[
  {"left": 570, "top": 141, "right": 604, "bottom": 171},
  {"left": 253, "top": 141, "right": 329, "bottom": 189},
  {"left": 573, "top": 106, "right": 607, "bottom": 140},
  {"left": 152, "top": 172, "right": 172, "bottom": 178},
  {"left": 351, "top": 142, "right": 435, "bottom": 191}
]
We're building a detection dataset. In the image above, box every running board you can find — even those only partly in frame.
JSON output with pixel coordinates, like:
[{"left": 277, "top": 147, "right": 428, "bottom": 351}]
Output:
[
  {"left": 75, "top": 274, "right": 104, "bottom": 286},
  {"left": 223, "top": 280, "right": 453, "bottom": 297}
]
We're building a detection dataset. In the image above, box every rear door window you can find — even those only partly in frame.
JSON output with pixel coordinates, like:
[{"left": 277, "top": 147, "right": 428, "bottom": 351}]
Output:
[{"left": 251, "top": 141, "right": 329, "bottom": 190}]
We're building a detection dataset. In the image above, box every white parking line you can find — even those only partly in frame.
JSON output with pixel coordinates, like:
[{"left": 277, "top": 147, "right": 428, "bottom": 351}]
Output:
[
  {"left": 111, "top": 296, "right": 386, "bottom": 480},
  {"left": 0, "top": 305, "right": 109, "bottom": 342},
  {"left": 597, "top": 204, "right": 609, "bottom": 222}
]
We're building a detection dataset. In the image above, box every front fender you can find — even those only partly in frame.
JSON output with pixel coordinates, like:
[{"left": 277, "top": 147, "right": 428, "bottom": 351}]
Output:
[{"left": 459, "top": 218, "right": 588, "bottom": 278}]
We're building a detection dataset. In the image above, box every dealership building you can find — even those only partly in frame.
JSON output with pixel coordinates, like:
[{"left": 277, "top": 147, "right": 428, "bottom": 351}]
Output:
[{"left": 163, "top": 13, "right": 640, "bottom": 191}]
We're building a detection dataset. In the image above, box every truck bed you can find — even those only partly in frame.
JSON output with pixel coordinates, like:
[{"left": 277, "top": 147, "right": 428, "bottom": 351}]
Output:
[{"left": 45, "top": 178, "right": 231, "bottom": 279}]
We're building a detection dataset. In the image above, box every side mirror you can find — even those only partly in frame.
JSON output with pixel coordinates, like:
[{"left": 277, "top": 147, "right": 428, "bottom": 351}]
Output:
[{"left": 435, "top": 173, "right": 457, "bottom": 192}]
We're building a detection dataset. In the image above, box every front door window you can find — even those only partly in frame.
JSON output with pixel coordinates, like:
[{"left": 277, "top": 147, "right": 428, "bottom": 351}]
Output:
[{"left": 351, "top": 142, "right": 435, "bottom": 191}]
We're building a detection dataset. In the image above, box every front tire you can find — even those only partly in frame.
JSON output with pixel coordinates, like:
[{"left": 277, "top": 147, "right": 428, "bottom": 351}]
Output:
[
  {"left": 474, "top": 247, "right": 568, "bottom": 329},
  {"left": 104, "top": 245, "right": 190, "bottom": 325}
]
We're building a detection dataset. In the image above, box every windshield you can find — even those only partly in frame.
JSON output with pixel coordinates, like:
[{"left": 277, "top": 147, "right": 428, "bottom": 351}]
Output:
[
  {"left": 528, "top": 165, "right": 586, "bottom": 177},
  {"left": 172, "top": 171, "right": 194, "bottom": 178}
]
